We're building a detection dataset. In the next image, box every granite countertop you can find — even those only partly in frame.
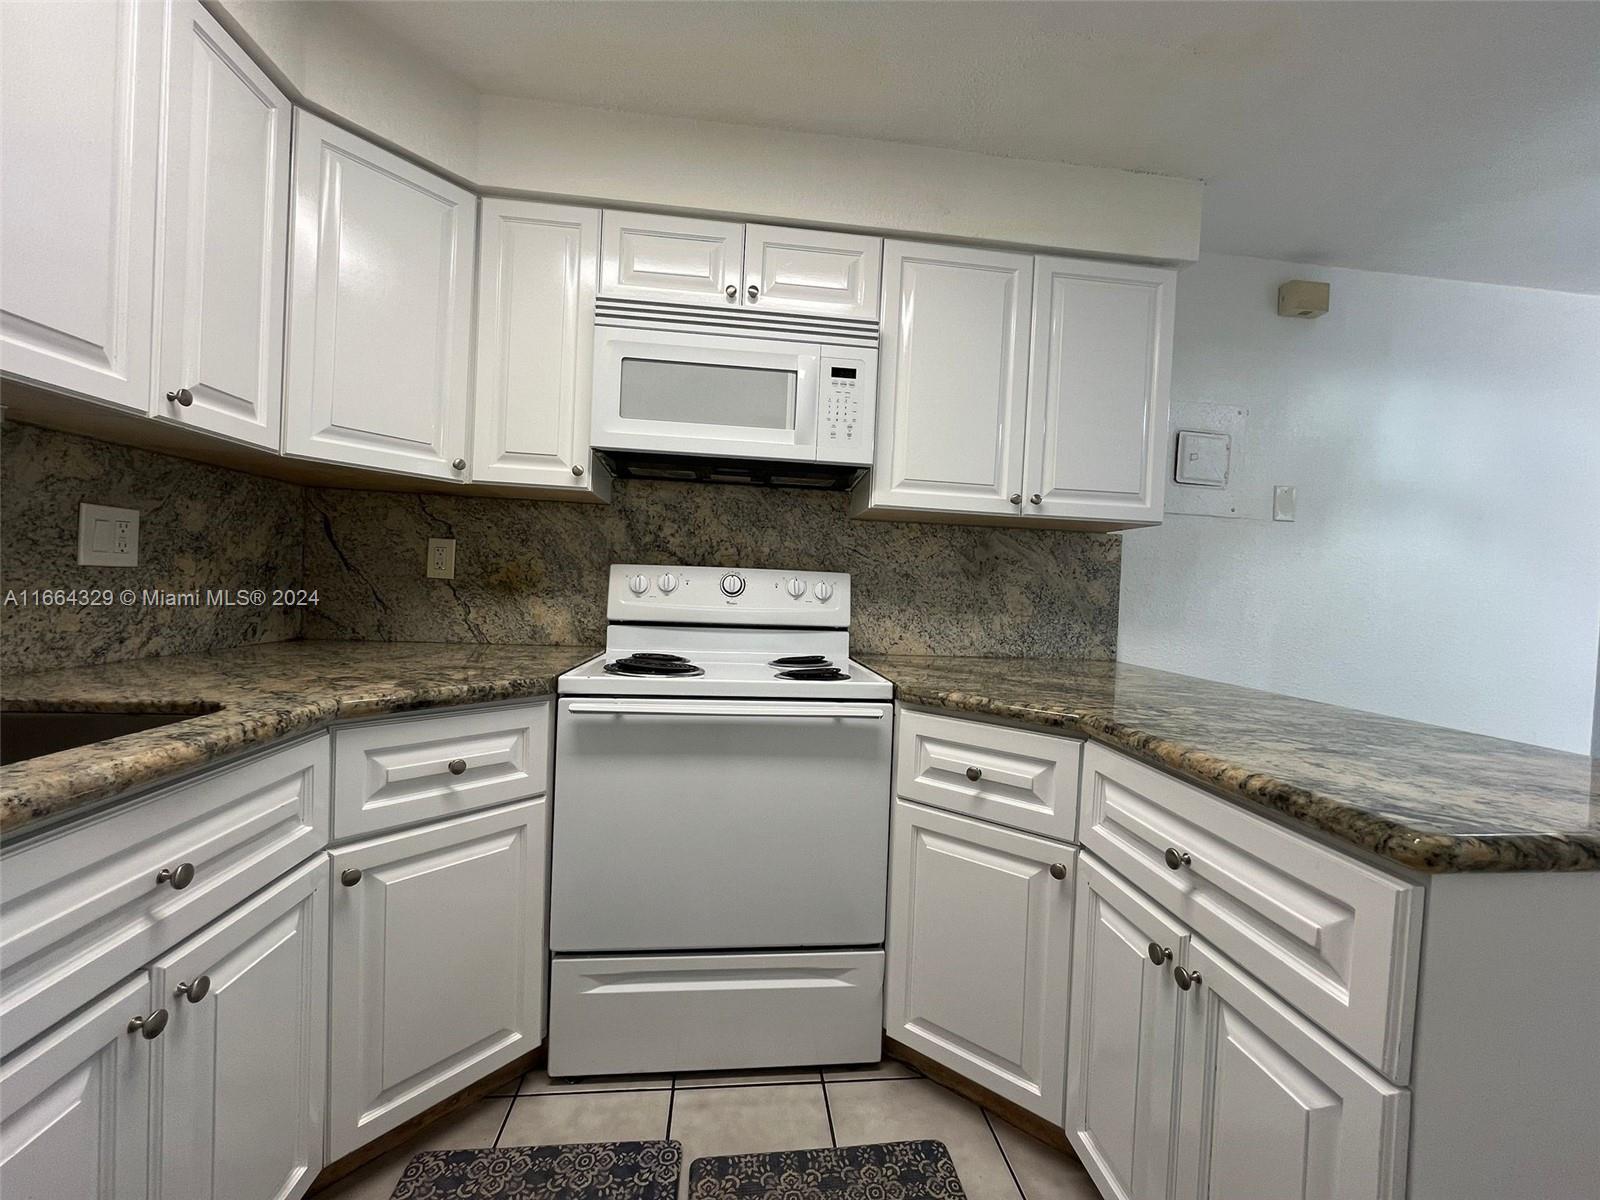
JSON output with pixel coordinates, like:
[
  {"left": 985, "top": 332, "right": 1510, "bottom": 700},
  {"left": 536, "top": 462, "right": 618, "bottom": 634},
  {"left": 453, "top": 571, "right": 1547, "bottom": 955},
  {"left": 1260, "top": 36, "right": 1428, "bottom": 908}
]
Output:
[
  {"left": 0, "top": 641, "right": 598, "bottom": 838},
  {"left": 864, "top": 655, "right": 1600, "bottom": 874}
]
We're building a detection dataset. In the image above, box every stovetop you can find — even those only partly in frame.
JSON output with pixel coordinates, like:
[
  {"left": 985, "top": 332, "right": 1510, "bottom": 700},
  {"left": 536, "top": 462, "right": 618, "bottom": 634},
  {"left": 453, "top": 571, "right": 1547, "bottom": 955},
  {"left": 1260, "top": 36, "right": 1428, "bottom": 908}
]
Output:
[{"left": 562, "top": 648, "right": 893, "bottom": 700}]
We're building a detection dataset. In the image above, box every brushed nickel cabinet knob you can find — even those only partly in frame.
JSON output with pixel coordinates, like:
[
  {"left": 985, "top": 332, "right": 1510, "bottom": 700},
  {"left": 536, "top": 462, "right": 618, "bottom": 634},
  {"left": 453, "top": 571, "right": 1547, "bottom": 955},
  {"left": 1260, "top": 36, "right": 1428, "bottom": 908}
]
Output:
[
  {"left": 1030, "top": 493, "right": 1042, "bottom": 505},
  {"left": 448, "top": 758, "right": 467, "bottom": 775},
  {"left": 452, "top": 458, "right": 467, "bottom": 471},
  {"left": 176, "top": 975, "right": 211, "bottom": 1003},
  {"left": 965, "top": 766, "right": 982, "bottom": 782},
  {"left": 129, "top": 1008, "right": 169, "bottom": 1039},
  {"left": 156, "top": 862, "right": 195, "bottom": 890},
  {"left": 1049, "top": 862, "right": 1068, "bottom": 880},
  {"left": 1164, "top": 847, "right": 1192, "bottom": 870},
  {"left": 1147, "top": 942, "right": 1173, "bottom": 965},
  {"left": 572, "top": 464, "right": 584, "bottom": 477},
  {"left": 1173, "top": 965, "right": 1203, "bottom": 991},
  {"left": 340, "top": 867, "right": 363, "bottom": 887},
  {"left": 747, "top": 284, "right": 759, "bottom": 301},
  {"left": 724, "top": 284, "right": 738, "bottom": 300},
  {"left": 1009, "top": 493, "right": 1023, "bottom": 505},
  {"left": 166, "top": 387, "right": 194, "bottom": 407}
]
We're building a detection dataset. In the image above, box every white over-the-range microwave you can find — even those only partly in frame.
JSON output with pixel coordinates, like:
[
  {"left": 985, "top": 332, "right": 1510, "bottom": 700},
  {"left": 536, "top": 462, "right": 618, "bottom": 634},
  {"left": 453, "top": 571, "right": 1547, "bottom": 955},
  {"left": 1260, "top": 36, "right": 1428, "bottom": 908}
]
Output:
[{"left": 590, "top": 298, "right": 878, "bottom": 470}]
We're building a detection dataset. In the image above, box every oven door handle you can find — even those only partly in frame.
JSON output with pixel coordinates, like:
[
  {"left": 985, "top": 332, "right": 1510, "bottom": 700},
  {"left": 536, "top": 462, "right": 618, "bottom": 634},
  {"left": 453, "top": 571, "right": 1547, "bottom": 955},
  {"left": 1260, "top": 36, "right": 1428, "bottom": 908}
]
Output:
[{"left": 565, "top": 700, "right": 886, "bottom": 719}]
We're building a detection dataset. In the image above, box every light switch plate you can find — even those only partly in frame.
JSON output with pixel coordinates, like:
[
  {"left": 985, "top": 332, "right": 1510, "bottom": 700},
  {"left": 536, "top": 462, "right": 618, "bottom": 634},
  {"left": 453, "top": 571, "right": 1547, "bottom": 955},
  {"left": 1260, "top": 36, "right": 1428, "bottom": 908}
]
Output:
[
  {"left": 426, "top": 538, "right": 456, "bottom": 579},
  {"left": 1175, "top": 430, "right": 1231, "bottom": 487},
  {"left": 1273, "top": 485, "right": 1298, "bottom": 522},
  {"left": 78, "top": 503, "right": 139, "bottom": 566}
]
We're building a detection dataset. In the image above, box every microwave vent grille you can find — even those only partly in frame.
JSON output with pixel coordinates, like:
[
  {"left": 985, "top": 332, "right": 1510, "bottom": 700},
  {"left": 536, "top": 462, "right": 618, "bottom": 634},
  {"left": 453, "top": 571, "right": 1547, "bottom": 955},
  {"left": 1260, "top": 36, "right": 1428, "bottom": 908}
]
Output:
[{"left": 595, "top": 297, "right": 878, "bottom": 348}]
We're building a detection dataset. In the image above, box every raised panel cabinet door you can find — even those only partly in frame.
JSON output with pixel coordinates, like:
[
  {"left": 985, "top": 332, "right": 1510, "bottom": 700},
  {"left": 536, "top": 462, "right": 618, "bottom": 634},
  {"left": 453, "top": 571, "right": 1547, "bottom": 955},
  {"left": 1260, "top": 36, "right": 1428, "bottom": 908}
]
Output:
[
  {"left": 151, "top": 0, "right": 291, "bottom": 449},
  {"left": 885, "top": 800, "right": 1074, "bottom": 1121},
  {"left": 742, "top": 225, "right": 882, "bottom": 319},
  {"left": 1172, "top": 940, "right": 1410, "bottom": 1200},
  {"left": 0, "top": 0, "right": 162, "bottom": 410},
  {"left": 326, "top": 801, "right": 546, "bottom": 1159},
  {"left": 599, "top": 211, "right": 744, "bottom": 306},
  {"left": 1065, "top": 856, "right": 1187, "bottom": 1200},
  {"left": 471, "top": 200, "right": 609, "bottom": 493},
  {"left": 0, "top": 973, "right": 153, "bottom": 1200},
  {"left": 151, "top": 856, "right": 328, "bottom": 1200},
  {"left": 284, "top": 112, "right": 476, "bottom": 481},
  {"left": 861, "top": 242, "right": 1032, "bottom": 517},
  {"left": 1024, "top": 257, "right": 1174, "bottom": 526}
]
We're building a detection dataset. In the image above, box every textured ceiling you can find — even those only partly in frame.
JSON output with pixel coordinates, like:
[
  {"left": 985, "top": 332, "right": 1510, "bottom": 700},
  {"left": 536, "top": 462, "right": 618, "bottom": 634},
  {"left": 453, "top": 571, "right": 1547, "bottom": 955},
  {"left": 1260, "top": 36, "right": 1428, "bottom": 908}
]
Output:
[{"left": 350, "top": 1, "right": 1600, "bottom": 292}]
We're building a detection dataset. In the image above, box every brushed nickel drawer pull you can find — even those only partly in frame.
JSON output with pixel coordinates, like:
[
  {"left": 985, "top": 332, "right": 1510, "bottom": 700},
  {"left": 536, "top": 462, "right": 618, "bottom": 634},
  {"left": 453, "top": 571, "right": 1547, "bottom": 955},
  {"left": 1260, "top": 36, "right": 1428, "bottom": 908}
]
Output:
[{"left": 156, "top": 862, "right": 195, "bottom": 890}]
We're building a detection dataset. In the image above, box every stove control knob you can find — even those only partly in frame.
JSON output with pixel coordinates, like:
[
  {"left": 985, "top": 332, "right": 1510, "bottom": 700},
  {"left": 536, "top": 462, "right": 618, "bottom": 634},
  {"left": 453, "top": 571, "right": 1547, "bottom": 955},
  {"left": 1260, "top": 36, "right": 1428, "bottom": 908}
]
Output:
[
  {"left": 658, "top": 573, "right": 678, "bottom": 593},
  {"left": 814, "top": 581, "right": 834, "bottom": 602},
  {"left": 786, "top": 578, "right": 807, "bottom": 599},
  {"left": 627, "top": 573, "right": 650, "bottom": 595},
  {"left": 719, "top": 572, "right": 746, "bottom": 597}
]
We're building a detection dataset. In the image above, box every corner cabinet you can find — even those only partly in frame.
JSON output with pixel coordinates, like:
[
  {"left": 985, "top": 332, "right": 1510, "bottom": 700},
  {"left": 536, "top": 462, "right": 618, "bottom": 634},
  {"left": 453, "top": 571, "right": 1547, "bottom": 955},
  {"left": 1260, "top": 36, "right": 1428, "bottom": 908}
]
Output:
[
  {"left": 471, "top": 200, "right": 610, "bottom": 497},
  {"left": 0, "top": 0, "right": 164, "bottom": 412},
  {"left": 150, "top": 0, "right": 291, "bottom": 450},
  {"left": 284, "top": 112, "right": 476, "bottom": 481},
  {"left": 853, "top": 241, "right": 1174, "bottom": 529}
]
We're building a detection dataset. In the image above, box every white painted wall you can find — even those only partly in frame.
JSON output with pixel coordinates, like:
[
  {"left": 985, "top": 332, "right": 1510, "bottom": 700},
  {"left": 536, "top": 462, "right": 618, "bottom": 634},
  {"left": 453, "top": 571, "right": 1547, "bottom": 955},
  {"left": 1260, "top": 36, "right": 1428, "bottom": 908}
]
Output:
[
  {"left": 1118, "top": 253, "right": 1600, "bottom": 753},
  {"left": 211, "top": 1, "right": 1200, "bottom": 262}
]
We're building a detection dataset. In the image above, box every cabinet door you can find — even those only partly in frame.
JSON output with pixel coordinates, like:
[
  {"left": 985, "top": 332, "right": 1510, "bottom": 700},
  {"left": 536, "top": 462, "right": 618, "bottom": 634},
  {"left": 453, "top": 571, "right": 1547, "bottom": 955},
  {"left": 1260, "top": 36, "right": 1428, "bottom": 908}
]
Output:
[
  {"left": 0, "top": 0, "right": 162, "bottom": 411},
  {"left": 742, "top": 225, "right": 882, "bottom": 319},
  {"left": 151, "top": 857, "right": 328, "bottom": 1200},
  {"left": 1172, "top": 939, "right": 1409, "bottom": 1200},
  {"left": 284, "top": 112, "right": 476, "bottom": 481},
  {"left": 885, "top": 800, "right": 1073, "bottom": 1121},
  {"left": 599, "top": 211, "right": 744, "bottom": 306},
  {"left": 1065, "top": 856, "right": 1187, "bottom": 1200},
  {"left": 1023, "top": 257, "right": 1174, "bottom": 525},
  {"left": 151, "top": 0, "right": 290, "bottom": 449},
  {"left": 863, "top": 242, "right": 1032, "bottom": 517},
  {"left": 326, "top": 801, "right": 546, "bottom": 1159},
  {"left": 0, "top": 974, "right": 153, "bottom": 1200},
  {"left": 471, "top": 200, "right": 608, "bottom": 494}
]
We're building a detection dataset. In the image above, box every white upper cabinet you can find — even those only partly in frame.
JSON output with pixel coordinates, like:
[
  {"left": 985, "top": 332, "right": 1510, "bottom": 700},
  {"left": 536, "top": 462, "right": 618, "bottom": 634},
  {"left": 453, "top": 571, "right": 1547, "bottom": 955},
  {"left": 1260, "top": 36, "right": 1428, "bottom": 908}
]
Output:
[
  {"left": 1172, "top": 938, "right": 1409, "bottom": 1200},
  {"left": 151, "top": 858, "right": 327, "bottom": 1200},
  {"left": 0, "top": 0, "right": 162, "bottom": 411},
  {"left": 854, "top": 241, "right": 1033, "bottom": 518},
  {"left": 742, "top": 225, "right": 882, "bottom": 319},
  {"left": 1024, "top": 256, "right": 1174, "bottom": 525},
  {"left": 152, "top": 0, "right": 290, "bottom": 449},
  {"left": 472, "top": 200, "right": 609, "bottom": 495},
  {"left": 284, "top": 112, "right": 476, "bottom": 481},
  {"left": 600, "top": 211, "right": 743, "bottom": 306},
  {"left": 0, "top": 973, "right": 154, "bottom": 1200}
]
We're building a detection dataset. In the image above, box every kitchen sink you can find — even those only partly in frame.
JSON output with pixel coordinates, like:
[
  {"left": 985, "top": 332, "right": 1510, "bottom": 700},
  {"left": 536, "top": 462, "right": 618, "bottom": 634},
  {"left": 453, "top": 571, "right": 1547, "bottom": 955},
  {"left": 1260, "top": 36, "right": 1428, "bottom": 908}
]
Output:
[{"left": 0, "top": 708, "right": 215, "bottom": 766}]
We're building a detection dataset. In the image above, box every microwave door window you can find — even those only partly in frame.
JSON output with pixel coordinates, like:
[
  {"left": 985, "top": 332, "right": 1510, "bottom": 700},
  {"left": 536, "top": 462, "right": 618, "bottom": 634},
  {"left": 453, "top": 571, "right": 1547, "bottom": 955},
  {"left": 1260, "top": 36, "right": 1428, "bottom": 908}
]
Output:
[{"left": 618, "top": 359, "right": 797, "bottom": 431}]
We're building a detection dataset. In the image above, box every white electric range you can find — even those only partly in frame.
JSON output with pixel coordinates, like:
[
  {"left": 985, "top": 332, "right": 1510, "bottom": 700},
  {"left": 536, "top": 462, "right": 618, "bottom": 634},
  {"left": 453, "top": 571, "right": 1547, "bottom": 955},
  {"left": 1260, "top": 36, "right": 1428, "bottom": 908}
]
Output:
[{"left": 547, "top": 564, "right": 893, "bottom": 1077}]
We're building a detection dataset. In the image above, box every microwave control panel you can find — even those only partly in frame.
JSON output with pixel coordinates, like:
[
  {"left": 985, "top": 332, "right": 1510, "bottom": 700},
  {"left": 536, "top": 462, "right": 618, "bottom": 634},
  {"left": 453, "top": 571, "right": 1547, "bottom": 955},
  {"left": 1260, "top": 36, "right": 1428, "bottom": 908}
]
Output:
[{"left": 817, "top": 351, "right": 876, "bottom": 466}]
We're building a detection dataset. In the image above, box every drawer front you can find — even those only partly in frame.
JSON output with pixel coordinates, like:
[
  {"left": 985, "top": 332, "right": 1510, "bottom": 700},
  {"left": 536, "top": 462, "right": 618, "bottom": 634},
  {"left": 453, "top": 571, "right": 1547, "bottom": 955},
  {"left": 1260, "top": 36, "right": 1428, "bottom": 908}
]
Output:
[
  {"left": 896, "top": 707, "right": 1081, "bottom": 841},
  {"left": 332, "top": 701, "right": 551, "bottom": 839},
  {"left": 549, "top": 950, "right": 884, "bottom": 1078},
  {"left": 1080, "top": 743, "right": 1422, "bottom": 1082},
  {"left": 0, "top": 736, "right": 328, "bottom": 1058}
]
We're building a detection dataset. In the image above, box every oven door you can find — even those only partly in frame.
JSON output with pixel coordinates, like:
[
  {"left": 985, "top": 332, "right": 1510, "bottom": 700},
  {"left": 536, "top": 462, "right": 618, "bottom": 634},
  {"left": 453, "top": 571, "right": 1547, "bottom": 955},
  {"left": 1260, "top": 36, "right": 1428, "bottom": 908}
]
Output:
[
  {"left": 591, "top": 327, "right": 820, "bottom": 461},
  {"left": 549, "top": 698, "right": 891, "bottom": 952}
]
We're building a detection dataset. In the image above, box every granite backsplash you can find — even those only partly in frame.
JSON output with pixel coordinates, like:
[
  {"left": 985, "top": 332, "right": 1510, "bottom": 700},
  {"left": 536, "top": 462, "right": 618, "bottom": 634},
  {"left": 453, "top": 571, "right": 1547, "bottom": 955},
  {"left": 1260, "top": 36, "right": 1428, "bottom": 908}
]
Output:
[
  {"left": 1, "top": 421, "right": 304, "bottom": 674},
  {"left": 2, "top": 420, "right": 1122, "bottom": 670}
]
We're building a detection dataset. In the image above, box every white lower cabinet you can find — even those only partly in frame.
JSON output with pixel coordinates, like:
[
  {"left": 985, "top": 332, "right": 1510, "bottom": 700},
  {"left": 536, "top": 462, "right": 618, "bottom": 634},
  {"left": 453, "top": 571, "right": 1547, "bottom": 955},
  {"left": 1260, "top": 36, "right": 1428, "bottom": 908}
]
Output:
[
  {"left": 1065, "top": 856, "right": 1187, "bottom": 1200},
  {"left": 885, "top": 800, "right": 1074, "bottom": 1121},
  {"left": 151, "top": 856, "right": 328, "bottom": 1200},
  {"left": 0, "top": 973, "right": 154, "bottom": 1200},
  {"left": 326, "top": 800, "right": 546, "bottom": 1159},
  {"left": 1173, "top": 938, "right": 1409, "bottom": 1200}
]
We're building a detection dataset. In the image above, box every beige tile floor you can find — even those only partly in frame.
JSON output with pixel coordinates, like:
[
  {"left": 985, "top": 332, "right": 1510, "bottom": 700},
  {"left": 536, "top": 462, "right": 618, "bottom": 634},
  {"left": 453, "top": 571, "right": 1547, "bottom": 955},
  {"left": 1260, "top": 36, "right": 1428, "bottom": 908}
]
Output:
[{"left": 312, "top": 1062, "right": 1099, "bottom": 1200}]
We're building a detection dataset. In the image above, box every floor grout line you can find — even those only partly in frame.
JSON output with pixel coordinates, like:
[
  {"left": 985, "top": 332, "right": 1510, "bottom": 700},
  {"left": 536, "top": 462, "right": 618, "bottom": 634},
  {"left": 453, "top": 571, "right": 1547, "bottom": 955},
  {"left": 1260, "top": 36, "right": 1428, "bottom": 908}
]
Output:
[
  {"left": 492, "top": 1093, "right": 516, "bottom": 1149},
  {"left": 820, "top": 1079, "right": 838, "bottom": 1148},
  {"left": 983, "top": 1108, "right": 1028, "bottom": 1200},
  {"left": 665, "top": 1073, "right": 677, "bottom": 1141}
]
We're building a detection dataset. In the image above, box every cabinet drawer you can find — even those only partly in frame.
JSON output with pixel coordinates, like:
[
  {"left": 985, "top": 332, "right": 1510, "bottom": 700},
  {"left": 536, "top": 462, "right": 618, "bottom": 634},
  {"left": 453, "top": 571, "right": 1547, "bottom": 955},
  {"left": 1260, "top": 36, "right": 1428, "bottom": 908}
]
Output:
[
  {"left": 332, "top": 701, "right": 551, "bottom": 839},
  {"left": 896, "top": 707, "right": 1081, "bottom": 841},
  {"left": 549, "top": 950, "right": 883, "bottom": 1078},
  {"left": 0, "top": 735, "right": 328, "bottom": 1058},
  {"left": 1080, "top": 743, "right": 1422, "bottom": 1082}
]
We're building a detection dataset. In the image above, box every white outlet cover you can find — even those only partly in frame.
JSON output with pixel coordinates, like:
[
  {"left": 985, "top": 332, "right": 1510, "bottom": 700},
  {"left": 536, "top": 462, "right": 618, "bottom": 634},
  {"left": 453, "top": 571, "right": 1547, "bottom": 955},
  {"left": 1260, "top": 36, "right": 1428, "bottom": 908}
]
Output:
[
  {"left": 426, "top": 537, "right": 456, "bottom": 579},
  {"left": 78, "top": 503, "right": 139, "bottom": 566},
  {"left": 1273, "top": 485, "right": 1298, "bottom": 522}
]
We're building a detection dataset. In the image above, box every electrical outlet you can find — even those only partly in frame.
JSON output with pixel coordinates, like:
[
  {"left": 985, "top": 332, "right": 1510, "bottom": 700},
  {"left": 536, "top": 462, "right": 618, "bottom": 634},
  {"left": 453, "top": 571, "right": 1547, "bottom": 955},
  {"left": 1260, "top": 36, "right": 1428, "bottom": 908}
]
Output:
[
  {"left": 1273, "top": 485, "right": 1298, "bottom": 522},
  {"left": 78, "top": 503, "right": 139, "bottom": 566},
  {"left": 426, "top": 538, "right": 456, "bottom": 579}
]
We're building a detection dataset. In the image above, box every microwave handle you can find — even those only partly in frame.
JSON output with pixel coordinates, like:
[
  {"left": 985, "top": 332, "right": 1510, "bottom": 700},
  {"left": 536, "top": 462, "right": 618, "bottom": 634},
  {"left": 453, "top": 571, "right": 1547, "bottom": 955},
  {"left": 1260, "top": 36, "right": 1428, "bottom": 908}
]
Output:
[{"left": 793, "top": 344, "right": 820, "bottom": 454}]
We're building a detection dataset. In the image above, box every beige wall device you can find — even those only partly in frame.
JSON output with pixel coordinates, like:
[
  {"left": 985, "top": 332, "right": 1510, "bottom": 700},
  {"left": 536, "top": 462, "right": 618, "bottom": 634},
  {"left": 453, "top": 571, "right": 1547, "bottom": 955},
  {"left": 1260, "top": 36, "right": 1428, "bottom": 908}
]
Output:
[{"left": 1278, "top": 279, "right": 1330, "bottom": 318}]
